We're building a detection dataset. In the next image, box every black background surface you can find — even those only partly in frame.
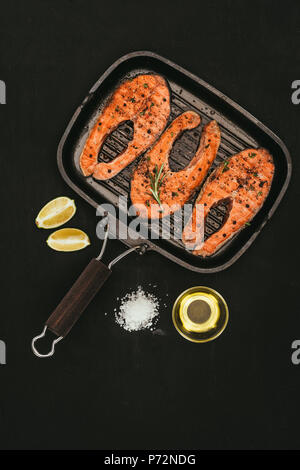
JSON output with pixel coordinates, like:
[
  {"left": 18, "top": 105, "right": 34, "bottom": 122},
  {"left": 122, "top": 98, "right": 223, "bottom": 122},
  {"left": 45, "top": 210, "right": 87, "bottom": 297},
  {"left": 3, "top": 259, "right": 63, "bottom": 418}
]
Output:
[{"left": 0, "top": 0, "right": 299, "bottom": 451}]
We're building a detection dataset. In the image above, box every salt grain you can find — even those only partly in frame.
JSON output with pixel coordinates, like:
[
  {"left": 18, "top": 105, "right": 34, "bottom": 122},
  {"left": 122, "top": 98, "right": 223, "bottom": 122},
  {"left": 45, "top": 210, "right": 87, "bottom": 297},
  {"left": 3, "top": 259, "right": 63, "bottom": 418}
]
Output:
[{"left": 115, "top": 286, "right": 159, "bottom": 332}]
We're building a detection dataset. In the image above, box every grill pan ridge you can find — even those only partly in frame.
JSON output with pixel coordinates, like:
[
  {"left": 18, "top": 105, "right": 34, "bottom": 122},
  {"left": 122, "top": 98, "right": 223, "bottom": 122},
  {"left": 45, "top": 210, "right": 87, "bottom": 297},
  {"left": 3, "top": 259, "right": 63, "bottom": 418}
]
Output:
[{"left": 57, "top": 51, "right": 291, "bottom": 273}]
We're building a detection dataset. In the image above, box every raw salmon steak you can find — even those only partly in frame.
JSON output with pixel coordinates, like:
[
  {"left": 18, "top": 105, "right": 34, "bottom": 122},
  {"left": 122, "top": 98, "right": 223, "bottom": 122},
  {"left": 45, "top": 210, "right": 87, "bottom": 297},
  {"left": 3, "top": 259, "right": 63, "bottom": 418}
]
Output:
[
  {"left": 182, "top": 148, "right": 274, "bottom": 256},
  {"left": 80, "top": 74, "right": 170, "bottom": 180},
  {"left": 130, "top": 111, "right": 221, "bottom": 218}
]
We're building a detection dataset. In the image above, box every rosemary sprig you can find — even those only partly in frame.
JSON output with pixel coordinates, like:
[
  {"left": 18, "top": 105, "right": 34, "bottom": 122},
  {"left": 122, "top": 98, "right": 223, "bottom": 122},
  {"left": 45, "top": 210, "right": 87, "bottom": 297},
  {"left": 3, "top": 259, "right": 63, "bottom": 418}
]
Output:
[
  {"left": 149, "top": 163, "right": 166, "bottom": 211},
  {"left": 222, "top": 160, "right": 230, "bottom": 173}
]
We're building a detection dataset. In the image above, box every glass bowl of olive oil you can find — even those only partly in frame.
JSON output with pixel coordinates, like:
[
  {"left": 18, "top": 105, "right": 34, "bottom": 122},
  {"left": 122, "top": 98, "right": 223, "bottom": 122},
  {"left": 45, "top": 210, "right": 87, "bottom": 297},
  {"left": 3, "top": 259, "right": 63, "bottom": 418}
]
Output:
[{"left": 172, "top": 286, "right": 229, "bottom": 343}]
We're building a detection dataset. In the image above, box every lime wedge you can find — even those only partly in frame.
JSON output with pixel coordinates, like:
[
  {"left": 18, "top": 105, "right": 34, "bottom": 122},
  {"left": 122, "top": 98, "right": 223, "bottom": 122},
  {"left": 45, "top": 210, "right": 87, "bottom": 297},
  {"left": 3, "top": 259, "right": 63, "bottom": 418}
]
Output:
[
  {"left": 47, "top": 228, "right": 90, "bottom": 252},
  {"left": 35, "top": 197, "right": 76, "bottom": 229}
]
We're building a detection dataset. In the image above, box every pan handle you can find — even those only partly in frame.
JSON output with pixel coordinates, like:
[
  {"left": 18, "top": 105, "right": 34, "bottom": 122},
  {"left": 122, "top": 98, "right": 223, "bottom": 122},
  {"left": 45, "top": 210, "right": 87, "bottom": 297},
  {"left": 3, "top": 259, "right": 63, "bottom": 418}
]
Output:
[
  {"left": 31, "top": 258, "right": 111, "bottom": 358},
  {"left": 31, "top": 220, "right": 147, "bottom": 357},
  {"left": 46, "top": 257, "right": 111, "bottom": 338}
]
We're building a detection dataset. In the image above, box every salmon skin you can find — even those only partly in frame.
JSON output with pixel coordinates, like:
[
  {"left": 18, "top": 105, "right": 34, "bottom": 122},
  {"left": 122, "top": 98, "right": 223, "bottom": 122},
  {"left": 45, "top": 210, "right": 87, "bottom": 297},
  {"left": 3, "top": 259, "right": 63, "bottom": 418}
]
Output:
[
  {"left": 80, "top": 74, "right": 170, "bottom": 180},
  {"left": 183, "top": 148, "right": 275, "bottom": 256},
  {"left": 130, "top": 111, "right": 221, "bottom": 218}
]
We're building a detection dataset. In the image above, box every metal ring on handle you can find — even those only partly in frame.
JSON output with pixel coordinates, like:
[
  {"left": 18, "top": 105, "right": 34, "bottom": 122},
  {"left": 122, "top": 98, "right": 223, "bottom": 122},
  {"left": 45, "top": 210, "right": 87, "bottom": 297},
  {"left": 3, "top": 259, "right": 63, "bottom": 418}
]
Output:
[
  {"left": 108, "top": 245, "right": 146, "bottom": 269},
  {"left": 96, "top": 216, "right": 148, "bottom": 268},
  {"left": 31, "top": 326, "right": 63, "bottom": 358},
  {"left": 96, "top": 216, "right": 109, "bottom": 261}
]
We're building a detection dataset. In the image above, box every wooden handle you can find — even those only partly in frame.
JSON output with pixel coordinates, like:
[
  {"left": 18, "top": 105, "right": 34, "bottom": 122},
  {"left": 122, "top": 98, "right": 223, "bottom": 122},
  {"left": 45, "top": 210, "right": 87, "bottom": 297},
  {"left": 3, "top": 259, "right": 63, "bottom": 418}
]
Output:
[{"left": 46, "top": 259, "right": 111, "bottom": 337}]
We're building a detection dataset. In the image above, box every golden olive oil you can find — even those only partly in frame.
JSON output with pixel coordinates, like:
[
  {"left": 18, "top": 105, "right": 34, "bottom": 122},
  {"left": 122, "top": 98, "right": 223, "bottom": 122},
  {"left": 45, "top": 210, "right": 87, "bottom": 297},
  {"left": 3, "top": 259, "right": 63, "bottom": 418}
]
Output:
[{"left": 172, "top": 286, "right": 229, "bottom": 343}]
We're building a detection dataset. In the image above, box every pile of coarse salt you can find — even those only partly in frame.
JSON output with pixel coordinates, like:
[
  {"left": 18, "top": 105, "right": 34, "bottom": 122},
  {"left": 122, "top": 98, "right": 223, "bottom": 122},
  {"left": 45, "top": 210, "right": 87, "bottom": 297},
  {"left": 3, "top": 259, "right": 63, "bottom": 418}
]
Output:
[{"left": 115, "top": 286, "right": 160, "bottom": 332}]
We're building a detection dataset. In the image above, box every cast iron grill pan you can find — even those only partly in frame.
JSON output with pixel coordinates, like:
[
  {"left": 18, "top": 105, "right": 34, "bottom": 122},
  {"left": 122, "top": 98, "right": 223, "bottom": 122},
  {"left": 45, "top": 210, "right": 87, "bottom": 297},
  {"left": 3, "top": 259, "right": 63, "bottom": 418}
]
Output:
[{"left": 57, "top": 51, "right": 291, "bottom": 273}]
